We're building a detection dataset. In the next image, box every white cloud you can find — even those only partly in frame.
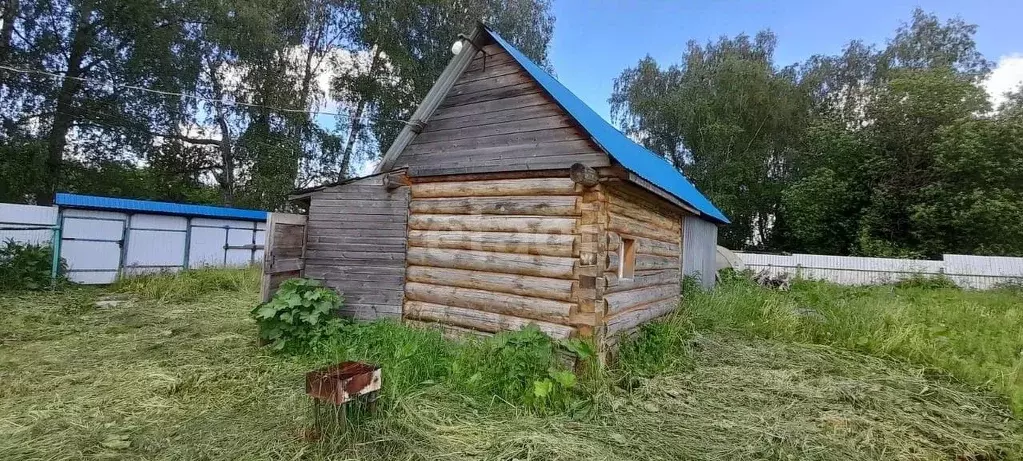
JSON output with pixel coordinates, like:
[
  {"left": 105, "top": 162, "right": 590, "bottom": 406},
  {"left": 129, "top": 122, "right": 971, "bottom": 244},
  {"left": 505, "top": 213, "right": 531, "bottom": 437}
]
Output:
[{"left": 984, "top": 53, "right": 1023, "bottom": 109}]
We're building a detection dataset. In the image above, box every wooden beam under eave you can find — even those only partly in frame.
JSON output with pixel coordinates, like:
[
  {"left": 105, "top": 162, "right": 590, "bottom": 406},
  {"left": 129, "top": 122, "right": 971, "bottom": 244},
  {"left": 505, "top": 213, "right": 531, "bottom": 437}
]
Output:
[{"left": 595, "top": 165, "right": 700, "bottom": 217}]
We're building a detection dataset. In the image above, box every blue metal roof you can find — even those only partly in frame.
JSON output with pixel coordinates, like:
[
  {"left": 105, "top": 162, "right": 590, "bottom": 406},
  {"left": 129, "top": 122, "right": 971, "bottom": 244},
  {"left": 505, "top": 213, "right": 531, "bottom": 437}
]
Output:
[
  {"left": 485, "top": 28, "right": 730, "bottom": 224},
  {"left": 55, "top": 193, "right": 268, "bottom": 221}
]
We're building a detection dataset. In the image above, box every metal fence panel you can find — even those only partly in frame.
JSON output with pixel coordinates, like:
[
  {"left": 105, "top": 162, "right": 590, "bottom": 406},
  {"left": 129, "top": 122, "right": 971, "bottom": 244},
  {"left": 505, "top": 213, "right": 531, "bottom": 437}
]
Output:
[
  {"left": 737, "top": 252, "right": 1023, "bottom": 289},
  {"left": 125, "top": 229, "right": 187, "bottom": 269},
  {"left": 226, "top": 227, "right": 254, "bottom": 266},
  {"left": 59, "top": 210, "right": 127, "bottom": 284},
  {"left": 131, "top": 214, "right": 187, "bottom": 231},
  {"left": 188, "top": 226, "right": 227, "bottom": 268},
  {"left": 0, "top": 203, "right": 57, "bottom": 245},
  {"left": 1, "top": 200, "right": 268, "bottom": 285},
  {"left": 944, "top": 254, "right": 1023, "bottom": 289}
]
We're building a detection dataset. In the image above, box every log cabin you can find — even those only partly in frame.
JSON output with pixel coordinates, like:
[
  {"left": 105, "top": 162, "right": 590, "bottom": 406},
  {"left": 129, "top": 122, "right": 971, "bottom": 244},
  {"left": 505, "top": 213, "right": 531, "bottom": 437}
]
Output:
[{"left": 263, "top": 24, "right": 729, "bottom": 349}]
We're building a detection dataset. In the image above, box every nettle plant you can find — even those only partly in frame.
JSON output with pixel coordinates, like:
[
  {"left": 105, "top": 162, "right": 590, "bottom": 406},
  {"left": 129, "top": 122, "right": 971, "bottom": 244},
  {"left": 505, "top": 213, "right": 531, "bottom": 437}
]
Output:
[
  {"left": 251, "top": 278, "right": 344, "bottom": 352},
  {"left": 453, "top": 325, "right": 589, "bottom": 413},
  {"left": 0, "top": 240, "right": 67, "bottom": 291}
]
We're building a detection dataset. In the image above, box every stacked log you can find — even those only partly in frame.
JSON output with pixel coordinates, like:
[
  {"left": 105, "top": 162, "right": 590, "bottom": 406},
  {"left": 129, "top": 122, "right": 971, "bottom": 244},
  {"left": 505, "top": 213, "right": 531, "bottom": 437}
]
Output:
[
  {"left": 403, "top": 177, "right": 581, "bottom": 339},
  {"left": 601, "top": 184, "right": 684, "bottom": 337}
]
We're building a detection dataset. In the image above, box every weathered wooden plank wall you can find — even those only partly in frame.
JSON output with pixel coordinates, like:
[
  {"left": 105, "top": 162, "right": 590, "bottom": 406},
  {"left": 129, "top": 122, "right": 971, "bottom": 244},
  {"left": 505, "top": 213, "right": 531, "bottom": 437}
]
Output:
[
  {"left": 402, "top": 176, "right": 582, "bottom": 339},
  {"left": 393, "top": 43, "right": 611, "bottom": 177},
  {"left": 601, "top": 183, "right": 684, "bottom": 340},
  {"left": 260, "top": 212, "right": 307, "bottom": 302},
  {"left": 303, "top": 175, "right": 410, "bottom": 320}
]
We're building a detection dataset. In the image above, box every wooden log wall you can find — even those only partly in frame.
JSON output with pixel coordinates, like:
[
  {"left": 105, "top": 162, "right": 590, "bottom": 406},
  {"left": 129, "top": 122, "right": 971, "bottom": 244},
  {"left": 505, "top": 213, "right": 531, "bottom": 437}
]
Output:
[
  {"left": 304, "top": 174, "right": 410, "bottom": 320},
  {"left": 402, "top": 176, "right": 584, "bottom": 340},
  {"left": 600, "top": 182, "right": 684, "bottom": 339},
  {"left": 393, "top": 43, "right": 611, "bottom": 177}
]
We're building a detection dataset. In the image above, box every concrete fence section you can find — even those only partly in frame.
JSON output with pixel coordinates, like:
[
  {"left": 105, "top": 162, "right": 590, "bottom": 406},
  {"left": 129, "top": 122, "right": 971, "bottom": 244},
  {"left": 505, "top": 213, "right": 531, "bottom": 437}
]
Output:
[
  {"left": 1, "top": 200, "right": 267, "bottom": 284},
  {"left": 736, "top": 252, "right": 1023, "bottom": 289}
]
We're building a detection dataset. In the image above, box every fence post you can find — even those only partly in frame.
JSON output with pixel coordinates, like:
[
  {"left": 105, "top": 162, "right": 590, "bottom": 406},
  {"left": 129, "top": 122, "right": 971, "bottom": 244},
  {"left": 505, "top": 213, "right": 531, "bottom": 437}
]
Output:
[
  {"left": 222, "top": 225, "right": 230, "bottom": 265},
  {"left": 183, "top": 217, "right": 192, "bottom": 270},
  {"left": 49, "top": 211, "right": 62, "bottom": 290},
  {"left": 117, "top": 213, "right": 133, "bottom": 280}
]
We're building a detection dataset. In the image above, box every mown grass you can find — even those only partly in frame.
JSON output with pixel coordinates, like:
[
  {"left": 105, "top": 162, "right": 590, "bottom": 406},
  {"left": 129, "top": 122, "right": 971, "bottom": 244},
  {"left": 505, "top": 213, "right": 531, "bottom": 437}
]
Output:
[
  {"left": 0, "top": 268, "right": 1020, "bottom": 459},
  {"left": 688, "top": 272, "right": 1023, "bottom": 415}
]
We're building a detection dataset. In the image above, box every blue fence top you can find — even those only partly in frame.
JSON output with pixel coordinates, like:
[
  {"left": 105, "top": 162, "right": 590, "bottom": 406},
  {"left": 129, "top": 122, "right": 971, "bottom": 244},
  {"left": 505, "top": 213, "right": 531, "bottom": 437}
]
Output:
[{"left": 55, "top": 193, "right": 268, "bottom": 221}]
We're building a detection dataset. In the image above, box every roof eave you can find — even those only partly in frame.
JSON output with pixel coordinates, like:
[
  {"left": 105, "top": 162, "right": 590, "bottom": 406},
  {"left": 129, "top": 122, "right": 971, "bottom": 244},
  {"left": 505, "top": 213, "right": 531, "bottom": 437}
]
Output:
[{"left": 374, "top": 26, "right": 487, "bottom": 173}]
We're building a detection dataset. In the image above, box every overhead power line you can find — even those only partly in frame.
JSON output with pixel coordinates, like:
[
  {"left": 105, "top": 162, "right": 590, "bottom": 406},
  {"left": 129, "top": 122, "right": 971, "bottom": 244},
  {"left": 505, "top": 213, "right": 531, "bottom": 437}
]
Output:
[{"left": 0, "top": 64, "right": 413, "bottom": 126}]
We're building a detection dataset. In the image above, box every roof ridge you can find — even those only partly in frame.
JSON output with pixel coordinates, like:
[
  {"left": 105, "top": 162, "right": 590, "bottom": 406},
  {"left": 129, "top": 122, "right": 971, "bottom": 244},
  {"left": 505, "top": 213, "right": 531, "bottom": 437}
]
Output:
[{"left": 483, "top": 26, "right": 729, "bottom": 224}]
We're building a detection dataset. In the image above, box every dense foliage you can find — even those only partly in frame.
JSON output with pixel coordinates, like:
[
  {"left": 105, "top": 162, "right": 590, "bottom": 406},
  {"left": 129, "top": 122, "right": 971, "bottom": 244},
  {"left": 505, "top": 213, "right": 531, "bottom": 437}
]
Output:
[
  {"left": 0, "top": 0, "right": 554, "bottom": 208},
  {"left": 612, "top": 9, "right": 1023, "bottom": 257},
  {"left": 252, "top": 278, "right": 344, "bottom": 352},
  {"left": 0, "top": 240, "right": 65, "bottom": 290}
]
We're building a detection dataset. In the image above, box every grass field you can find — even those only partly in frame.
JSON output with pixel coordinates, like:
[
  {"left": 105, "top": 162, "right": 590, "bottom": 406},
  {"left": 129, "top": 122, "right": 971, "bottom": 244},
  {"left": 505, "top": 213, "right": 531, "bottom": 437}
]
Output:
[
  {"left": 1, "top": 268, "right": 1020, "bottom": 460},
  {"left": 688, "top": 273, "right": 1023, "bottom": 415}
]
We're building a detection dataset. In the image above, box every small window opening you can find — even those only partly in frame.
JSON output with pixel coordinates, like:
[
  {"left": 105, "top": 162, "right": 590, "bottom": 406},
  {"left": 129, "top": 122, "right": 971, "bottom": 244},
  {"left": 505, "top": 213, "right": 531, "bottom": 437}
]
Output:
[{"left": 619, "top": 238, "right": 636, "bottom": 280}]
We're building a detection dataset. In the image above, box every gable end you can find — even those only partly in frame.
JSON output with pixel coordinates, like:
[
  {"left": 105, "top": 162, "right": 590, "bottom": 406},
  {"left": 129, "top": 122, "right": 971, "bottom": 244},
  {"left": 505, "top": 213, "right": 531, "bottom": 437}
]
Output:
[{"left": 379, "top": 36, "right": 611, "bottom": 177}]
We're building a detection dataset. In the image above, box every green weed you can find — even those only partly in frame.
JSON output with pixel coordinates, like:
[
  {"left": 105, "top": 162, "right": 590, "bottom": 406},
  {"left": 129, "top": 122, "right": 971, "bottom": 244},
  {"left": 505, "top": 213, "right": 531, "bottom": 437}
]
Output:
[
  {"left": 311, "top": 321, "right": 584, "bottom": 415},
  {"left": 450, "top": 325, "right": 581, "bottom": 413},
  {"left": 891, "top": 273, "right": 960, "bottom": 289},
  {"left": 614, "top": 314, "right": 695, "bottom": 382},
  {"left": 0, "top": 240, "right": 66, "bottom": 291},
  {"left": 252, "top": 278, "right": 344, "bottom": 352}
]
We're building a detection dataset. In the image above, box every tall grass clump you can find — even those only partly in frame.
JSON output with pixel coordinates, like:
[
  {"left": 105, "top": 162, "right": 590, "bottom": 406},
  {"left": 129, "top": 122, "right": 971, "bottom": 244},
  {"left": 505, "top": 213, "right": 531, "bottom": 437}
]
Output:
[
  {"left": 686, "top": 272, "right": 1023, "bottom": 415},
  {"left": 307, "top": 322, "right": 590, "bottom": 416},
  {"left": 450, "top": 326, "right": 584, "bottom": 413},
  {"left": 614, "top": 314, "right": 695, "bottom": 382},
  {"left": 113, "top": 266, "right": 259, "bottom": 303}
]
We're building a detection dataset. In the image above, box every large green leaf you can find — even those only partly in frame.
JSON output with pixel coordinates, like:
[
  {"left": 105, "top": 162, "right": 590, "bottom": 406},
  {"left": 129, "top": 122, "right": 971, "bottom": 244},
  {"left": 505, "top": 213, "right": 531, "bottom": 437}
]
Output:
[{"left": 253, "top": 305, "right": 277, "bottom": 319}]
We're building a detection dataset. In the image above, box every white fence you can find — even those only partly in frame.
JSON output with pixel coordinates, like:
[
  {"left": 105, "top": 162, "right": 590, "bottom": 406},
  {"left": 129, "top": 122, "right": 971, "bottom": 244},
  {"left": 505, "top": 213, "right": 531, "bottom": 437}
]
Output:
[
  {"left": 1, "top": 202, "right": 267, "bottom": 284},
  {"left": 736, "top": 252, "right": 1023, "bottom": 289}
]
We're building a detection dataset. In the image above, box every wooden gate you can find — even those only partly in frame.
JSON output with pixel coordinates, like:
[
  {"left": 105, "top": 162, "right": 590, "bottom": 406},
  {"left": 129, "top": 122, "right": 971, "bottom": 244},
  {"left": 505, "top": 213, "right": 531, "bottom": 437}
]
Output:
[{"left": 260, "top": 212, "right": 307, "bottom": 302}]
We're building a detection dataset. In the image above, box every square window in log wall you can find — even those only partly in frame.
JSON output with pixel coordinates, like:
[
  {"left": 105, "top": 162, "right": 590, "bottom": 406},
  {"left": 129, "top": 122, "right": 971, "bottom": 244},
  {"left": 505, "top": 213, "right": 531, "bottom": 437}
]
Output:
[{"left": 619, "top": 238, "right": 636, "bottom": 280}]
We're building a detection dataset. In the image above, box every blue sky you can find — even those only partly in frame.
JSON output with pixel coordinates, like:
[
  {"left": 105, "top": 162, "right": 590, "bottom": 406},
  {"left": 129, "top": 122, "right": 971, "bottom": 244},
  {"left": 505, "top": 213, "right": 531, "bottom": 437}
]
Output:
[{"left": 548, "top": 0, "right": 1023, "bottom": 122}]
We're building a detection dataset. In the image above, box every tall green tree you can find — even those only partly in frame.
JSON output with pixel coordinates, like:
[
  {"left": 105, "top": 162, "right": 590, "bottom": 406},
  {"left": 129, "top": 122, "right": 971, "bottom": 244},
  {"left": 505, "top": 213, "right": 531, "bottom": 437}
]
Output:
[
  {"left": 791, "top": 10, "right": 996, "bottom": 257},
  {"left": 610, "top": 31, "right": 808, "bottom": 248},
  {"left": 0, "top": 0, "right": 191, "bottom": 205},
  {"left": 2, "top": 0, "right": 556, "bottom": 209}
]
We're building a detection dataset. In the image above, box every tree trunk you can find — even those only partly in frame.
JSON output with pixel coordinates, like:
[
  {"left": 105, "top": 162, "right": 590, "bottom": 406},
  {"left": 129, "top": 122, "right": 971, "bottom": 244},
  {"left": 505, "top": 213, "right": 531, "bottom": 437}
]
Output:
[
  {"left": 290, "top": 23, "right": 325, "bottom": 183},
  {"left": 208, "top": 61, "right": 235, "bottom": 205},
  {"left": 37, "top": 13, "right": 90, "bottom": 205},
  {"left": 337, "top": 47, "right": 382, "bottom": 181},
  {"left": 0, "top": 0, "right": 17, "bottom": 63}
]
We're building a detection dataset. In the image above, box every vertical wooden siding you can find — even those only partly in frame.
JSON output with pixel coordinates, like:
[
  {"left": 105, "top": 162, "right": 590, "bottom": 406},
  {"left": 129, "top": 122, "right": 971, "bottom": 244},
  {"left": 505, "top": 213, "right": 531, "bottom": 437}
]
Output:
[
  {"left": 393, "top": 43, "right": 611, "bottom": 176},
  {"left": 601, "top": 183, "right": 683, "bottom": 340},
  {"left": 402, "top": 176, "right": 582, "bottom": 339},
  {"left": 682, "top": 215, "right": 718, "bottom": 290},
  {"left": 303, "top": 175, "right": 410, "bottom": 320},
  {"left": 260, "top": 213, "right": 307, "bottom": 302}
]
